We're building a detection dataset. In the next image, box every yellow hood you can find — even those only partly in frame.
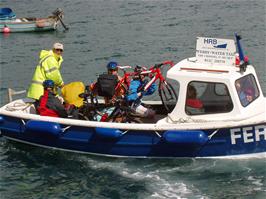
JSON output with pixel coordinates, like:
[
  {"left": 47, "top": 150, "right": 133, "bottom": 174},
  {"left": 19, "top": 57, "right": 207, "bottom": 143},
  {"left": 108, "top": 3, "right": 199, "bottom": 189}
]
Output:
[{"left": 39, "top": 50, "right": 52, "bottom": 59}]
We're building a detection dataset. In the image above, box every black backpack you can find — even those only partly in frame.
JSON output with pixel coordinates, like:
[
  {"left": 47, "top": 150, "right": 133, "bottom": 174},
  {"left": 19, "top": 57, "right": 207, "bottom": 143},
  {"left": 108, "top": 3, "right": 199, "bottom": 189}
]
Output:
[{"left": 97, "top": 74, "right": 118, "bottom": 97}]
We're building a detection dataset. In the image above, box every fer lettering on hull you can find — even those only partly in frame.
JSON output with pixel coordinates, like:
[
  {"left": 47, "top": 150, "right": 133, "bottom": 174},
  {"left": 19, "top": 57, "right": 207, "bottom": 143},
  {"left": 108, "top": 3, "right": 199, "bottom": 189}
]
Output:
[{"left": 230, "top": 125, "right": 266, "bottom": 144}]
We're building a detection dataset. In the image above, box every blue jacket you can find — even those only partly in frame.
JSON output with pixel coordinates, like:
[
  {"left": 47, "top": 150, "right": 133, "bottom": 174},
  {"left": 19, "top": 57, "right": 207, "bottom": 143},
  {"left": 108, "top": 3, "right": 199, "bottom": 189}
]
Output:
[{"left": 126, "top": 79, "right": 157, "bottom": 102}]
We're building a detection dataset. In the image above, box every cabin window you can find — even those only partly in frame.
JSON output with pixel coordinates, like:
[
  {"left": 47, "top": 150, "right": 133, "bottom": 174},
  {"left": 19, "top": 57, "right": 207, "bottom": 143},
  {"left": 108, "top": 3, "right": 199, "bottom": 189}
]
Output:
[
  {"left": 185, "top": 81, "right": 233, "bottom": 115},
  {"left": 235, "top": 74, "right": 260, "bottom": 107}
]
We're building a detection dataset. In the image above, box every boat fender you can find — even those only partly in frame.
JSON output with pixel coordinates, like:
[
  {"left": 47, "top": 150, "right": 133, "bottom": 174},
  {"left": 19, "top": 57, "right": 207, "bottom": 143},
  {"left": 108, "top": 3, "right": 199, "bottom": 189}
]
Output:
[
  {"left": 3, "top": 26, "right": 10, "bottom": 33},
  {"left": 163, "top": 130, "right": 208, "bottom": 145},
  {"left": 95, "top": 127, "right": 123, "bottom": 139},
  {"left": 0, "top": 116, "right": 4, "bottom": 124},
  {"left": 25, "top": 120, "right": 62, "bottom": 137},
  {"left": 0, "top": 116, "right": 3, "bottom": 137}
]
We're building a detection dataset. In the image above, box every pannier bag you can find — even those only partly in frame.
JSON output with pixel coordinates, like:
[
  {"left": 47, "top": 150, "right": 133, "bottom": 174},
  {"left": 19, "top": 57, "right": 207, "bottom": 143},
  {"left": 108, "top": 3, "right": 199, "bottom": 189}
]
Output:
[{"left": 97, "top": 74, "right": 118, "bottom": 97}]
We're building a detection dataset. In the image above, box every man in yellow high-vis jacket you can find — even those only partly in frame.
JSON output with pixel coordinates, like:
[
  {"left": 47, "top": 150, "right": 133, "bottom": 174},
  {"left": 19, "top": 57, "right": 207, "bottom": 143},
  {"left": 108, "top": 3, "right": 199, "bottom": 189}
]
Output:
[{"left": 27, "top": 42, "right": 65, "bottom": 100}]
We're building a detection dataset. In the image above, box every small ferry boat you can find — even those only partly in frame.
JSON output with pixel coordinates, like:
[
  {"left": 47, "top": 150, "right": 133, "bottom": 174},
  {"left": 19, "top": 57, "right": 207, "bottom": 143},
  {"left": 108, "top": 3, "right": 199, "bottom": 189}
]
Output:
[
  {"left": 0, "top": 8, "right": 66, "bottom": 33},
  {"left": 0, "top": 34, "right": 265, "bottom": 158}
]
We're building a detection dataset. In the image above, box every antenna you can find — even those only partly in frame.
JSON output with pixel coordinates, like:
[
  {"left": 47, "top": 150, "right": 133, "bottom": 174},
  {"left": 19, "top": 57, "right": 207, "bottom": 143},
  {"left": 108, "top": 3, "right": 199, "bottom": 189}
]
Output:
[{"left": 235, "top": 33, "right": 249, "bottom": 72}]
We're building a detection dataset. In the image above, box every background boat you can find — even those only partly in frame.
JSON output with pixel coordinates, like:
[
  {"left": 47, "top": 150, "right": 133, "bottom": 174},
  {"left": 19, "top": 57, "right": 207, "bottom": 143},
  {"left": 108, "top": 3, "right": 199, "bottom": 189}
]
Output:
[{"left": 0, "top": 8, "right": 65, "bottom": 33}]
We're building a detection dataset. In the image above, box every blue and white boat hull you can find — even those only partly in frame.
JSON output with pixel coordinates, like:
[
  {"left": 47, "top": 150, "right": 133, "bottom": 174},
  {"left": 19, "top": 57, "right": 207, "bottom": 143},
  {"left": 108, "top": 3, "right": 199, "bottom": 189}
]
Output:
[{"left": 0, "top": 102, "right": 265, "bottom": 158}]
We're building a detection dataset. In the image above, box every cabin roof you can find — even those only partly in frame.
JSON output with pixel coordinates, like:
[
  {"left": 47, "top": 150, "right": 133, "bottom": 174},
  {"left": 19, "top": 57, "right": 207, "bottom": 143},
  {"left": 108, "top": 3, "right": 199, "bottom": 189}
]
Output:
[{"left": 167, "top": 57, "right": 255, "bottom": 82}]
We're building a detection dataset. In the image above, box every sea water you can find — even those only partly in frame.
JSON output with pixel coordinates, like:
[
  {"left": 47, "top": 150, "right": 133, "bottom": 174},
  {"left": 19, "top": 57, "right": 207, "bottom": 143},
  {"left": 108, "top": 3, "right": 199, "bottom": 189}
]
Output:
[{"left": 0, "top": 0, "right": 265, "bottom": 198}]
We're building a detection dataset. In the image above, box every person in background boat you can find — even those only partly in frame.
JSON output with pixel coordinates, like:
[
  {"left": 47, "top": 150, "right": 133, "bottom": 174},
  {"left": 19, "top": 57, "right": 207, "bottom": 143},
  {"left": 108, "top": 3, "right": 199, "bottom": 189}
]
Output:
[
  {"left": 126, "top": 65, "right": 156, "bottom": 118},
  {"left": 36, "top": 80, "right": 68, "bottom": 118},
  {"left": 27, "top": 42, "right": 65, "bottom": 101},
  {"left": 185, "top": 84, "right": 203, "bottom": 114}
]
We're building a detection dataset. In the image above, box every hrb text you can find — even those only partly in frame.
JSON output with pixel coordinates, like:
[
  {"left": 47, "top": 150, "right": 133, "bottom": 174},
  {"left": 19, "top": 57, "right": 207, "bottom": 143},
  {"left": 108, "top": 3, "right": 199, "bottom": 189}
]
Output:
[
  {"left": 230, "top": 125, "right": 266, "bottom": 144},
  {"left": 204, "top": 38, "right": 217, "bottom": 45}
]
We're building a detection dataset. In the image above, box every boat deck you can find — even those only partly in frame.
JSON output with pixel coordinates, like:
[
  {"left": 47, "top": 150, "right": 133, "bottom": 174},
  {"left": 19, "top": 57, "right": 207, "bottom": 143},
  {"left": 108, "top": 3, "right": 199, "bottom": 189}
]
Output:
[{"left": 2, "top": 98, "right": 168, "bottom": 124}]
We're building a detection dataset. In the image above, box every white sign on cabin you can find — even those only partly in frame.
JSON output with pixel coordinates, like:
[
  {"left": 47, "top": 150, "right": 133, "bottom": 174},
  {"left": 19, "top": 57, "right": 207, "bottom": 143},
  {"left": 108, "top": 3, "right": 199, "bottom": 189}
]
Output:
[{"left": 196, "top": 37, "right": 236, "bottom": 66}]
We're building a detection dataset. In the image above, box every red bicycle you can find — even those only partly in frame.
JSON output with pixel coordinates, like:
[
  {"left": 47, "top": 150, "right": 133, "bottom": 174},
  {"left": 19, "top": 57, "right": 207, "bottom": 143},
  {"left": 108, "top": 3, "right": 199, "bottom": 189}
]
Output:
[
  {"left": 117, "top": 61, "right": 178, "bottom": 113},
  {"left": 115, "top": 65, "right": 133, "bottom": 93}
]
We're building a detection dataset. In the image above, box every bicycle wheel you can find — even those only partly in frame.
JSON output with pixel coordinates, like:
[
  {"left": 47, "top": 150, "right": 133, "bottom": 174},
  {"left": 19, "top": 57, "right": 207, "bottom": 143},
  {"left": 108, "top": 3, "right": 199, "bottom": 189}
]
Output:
[{"left": 159, "top": 81, "right": 178, "bottom": 113}]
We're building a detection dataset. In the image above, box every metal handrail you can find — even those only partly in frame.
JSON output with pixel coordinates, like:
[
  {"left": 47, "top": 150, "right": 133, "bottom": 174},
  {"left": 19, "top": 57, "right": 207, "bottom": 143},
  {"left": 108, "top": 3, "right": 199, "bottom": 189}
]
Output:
[{"left": 8, "top": 88, "right": 26, "bottom": 102}]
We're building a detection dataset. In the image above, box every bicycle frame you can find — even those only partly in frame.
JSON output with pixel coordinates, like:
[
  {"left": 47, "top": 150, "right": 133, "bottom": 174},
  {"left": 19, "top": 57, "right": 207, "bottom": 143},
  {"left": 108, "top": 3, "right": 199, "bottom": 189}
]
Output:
[
  {"left": 142, "top": 61, "right": 174, "bottom": 92},
  {"left": 115, "top": 60, "right": 174, "bottom": 95},
  {"left": 115, "top": 66, "right": 134, "bottom": 92}
]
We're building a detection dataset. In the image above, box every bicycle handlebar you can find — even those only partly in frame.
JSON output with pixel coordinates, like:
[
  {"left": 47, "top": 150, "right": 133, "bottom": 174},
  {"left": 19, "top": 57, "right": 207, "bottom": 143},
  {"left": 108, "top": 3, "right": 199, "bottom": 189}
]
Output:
[
  {"left": 153, "top": 60, "right": 175, "bottom": 69},
  {"left": 117, "top": 60, "right": 175, "bottom": 82},
  {"left": 118, "top": 65, "right": 132, "bottom": 70},
  {"left": 119, "top": 60, "right": 174, "bottom": 72}
]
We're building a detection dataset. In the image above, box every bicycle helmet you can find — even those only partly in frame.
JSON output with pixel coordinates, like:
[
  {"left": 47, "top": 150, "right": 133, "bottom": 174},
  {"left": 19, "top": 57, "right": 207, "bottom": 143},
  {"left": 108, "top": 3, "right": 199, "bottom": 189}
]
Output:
[
  {"left": 43, "top": 80, "right": 55, "bottom": 89},
  {"left": 106, "top": 61, "right": 118, "bottom": 70}
]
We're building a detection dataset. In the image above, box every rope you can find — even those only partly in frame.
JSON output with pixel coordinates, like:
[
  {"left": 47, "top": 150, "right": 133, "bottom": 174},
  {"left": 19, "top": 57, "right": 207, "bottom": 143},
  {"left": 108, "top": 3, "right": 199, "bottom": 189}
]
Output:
[{"left": 5, "top": 102, "right": 33, "bottom": 112}]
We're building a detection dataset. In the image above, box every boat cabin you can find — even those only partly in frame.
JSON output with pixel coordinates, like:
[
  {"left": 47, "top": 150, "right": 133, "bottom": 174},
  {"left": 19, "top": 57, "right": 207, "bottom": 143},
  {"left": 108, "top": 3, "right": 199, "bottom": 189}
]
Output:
[{"left": 163, "top": 37, "right": 264, "bottom": 123}]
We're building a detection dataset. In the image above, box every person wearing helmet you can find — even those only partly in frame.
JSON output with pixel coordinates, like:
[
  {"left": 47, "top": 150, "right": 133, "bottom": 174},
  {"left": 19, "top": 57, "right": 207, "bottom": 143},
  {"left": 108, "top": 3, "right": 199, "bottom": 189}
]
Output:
[
  {"left": 36, "top": 80, "right": 68, "bottom": 118},
  {"left": 106, "top": 61, "right": 119, "bottom": 75},
  {"left": 27, "top": 42, "right": 65, "bottom": 101},
  {"left": 126, "top": 65, "right": 156, "bottom": 118},
  {"left": 89, "top": 61, "right": 127, "bottom": 105},
  {"left": 105, "top": 61, "right": 127, "bottom": 103}
]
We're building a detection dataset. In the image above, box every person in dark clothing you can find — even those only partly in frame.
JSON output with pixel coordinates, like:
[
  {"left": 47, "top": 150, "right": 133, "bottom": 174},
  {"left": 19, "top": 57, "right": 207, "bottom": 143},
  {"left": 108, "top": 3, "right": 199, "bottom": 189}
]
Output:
[{"left": 36, "top": 80, "right": 68, "bottom": 118}]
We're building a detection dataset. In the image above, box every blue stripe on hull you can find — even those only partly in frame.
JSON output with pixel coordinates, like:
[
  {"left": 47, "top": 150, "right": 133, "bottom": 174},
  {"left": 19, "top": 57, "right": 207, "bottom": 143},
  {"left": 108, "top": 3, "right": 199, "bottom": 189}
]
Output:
[{"left": 0, "top": 115, "right": 265, "bottom": 158}]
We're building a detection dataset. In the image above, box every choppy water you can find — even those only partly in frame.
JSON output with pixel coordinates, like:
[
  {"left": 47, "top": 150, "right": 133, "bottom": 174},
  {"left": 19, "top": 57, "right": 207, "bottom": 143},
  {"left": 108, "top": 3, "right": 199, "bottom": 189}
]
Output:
[{"left": 0, "top": 0, "right": 265, "bottom": 198}]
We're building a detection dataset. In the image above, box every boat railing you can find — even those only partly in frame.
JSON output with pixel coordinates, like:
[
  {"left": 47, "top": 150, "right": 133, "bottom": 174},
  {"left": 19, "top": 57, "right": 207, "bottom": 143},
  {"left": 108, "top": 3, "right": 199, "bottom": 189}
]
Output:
[{"left": 8, "top": 88, "right": 26, "bottom": 103}]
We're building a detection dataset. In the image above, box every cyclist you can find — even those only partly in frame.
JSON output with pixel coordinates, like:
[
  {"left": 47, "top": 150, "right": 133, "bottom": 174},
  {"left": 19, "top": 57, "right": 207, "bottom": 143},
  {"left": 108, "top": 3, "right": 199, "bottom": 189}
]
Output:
[
  {"left": 82, "top": 61, "right": 126, "bottom": 121},
  {"left": 90, "top": 61, "right": 128, "bottom": 105},
  {"left": 36, "top": 80, "right": 68, "bottom": 118},
  {"left": 106, "top": 61, "right": 121, "bottom": 79},
  {"left": 36, "top": 80, "right": 79, "bottom": 118},
  {"left": 126, "top": 65, "right": 156, "bottom": 118}
]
